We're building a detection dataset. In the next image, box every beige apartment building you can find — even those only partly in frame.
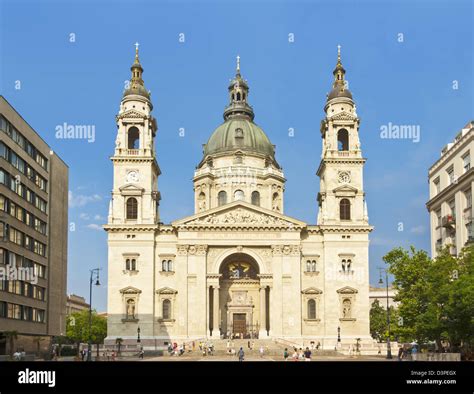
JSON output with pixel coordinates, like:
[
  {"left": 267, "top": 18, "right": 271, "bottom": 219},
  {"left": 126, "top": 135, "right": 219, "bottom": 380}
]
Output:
[
  {"left": 427, "top": 121, "right": 474, "bottom": 258},
  {"left": 0, "top": 96, "right": 68, "bottom": 355},
  {"left": 66, "top": 294, "right": 90, "bottom": 315}
]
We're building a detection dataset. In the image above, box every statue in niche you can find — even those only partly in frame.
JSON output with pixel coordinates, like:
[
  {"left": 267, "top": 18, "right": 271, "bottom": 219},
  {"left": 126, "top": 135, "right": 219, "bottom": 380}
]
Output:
[
  {"left": 126, "top": 299, "right": 136, "bottom": 319},
  {"left": 342, "top": 299, "right": 351, "bottom": 318}
]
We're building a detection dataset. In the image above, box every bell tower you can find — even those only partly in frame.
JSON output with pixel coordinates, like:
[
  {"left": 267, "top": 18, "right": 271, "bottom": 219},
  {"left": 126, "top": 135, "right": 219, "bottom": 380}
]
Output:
[
  {"left": 108, "top": 44, "right": 161, "bottom": 225},
  {"left": 317, "top": 46, "right": 369, "bottom": 226}
]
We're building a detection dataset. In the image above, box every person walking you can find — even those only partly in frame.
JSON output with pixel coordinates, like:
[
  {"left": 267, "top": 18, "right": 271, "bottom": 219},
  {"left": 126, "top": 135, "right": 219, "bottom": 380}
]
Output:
[
  {"left": 283, "top": 348, "right": 289, "bottom": 361},
  {"left": 238, "top": 347, "right": 245, "bottom": 362},
  {"left": 259, "top": 346, "right": 264, "bottom": 358},
  {"left": 397, "top": 346, "right": 403, "bottom": 361},
  {"left": 304, "top": 347, "right": 311, "bottom": 361}
]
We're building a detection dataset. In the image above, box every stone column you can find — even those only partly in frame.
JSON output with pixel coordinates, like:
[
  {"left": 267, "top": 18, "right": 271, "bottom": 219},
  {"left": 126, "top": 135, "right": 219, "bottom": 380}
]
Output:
[
  {"left": 211, "top": 286, "right": 220, "bottom": 338},
  {"left": 259, "top": 286, "right": 267, "bottom": 338},
  {"left": 206, "top": 285, "right": 211, "bottom": 338}
]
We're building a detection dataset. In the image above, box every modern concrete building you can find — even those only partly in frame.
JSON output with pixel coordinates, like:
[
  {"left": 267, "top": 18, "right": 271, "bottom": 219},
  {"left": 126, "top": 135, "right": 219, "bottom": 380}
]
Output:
[
  {"left": 66, "top": 294, "right": 89, "bottom": 315},
  {"left": 427, "top": 121, "right": 474, "bottom": 258},
  {"left": 105, "top": 46, "right": 374, "bottom": 350},
  {"left": 0, "top": 96, "right": 68, "bottom": 355}
]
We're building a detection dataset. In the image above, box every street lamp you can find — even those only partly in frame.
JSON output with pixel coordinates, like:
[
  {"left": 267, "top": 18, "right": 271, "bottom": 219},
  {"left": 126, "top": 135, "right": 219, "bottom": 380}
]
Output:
[
  {"left": 87, "top": 268, "right": 101, "bottom": 362},
  {"left": 137, "top": 327, "right": 141, "bottom": 343},
  {"left": 378, "top": 267, "right": 393, "bottom": 359},
  {"left": 337, "top": 326, "right": 341, "bottom": 343}
]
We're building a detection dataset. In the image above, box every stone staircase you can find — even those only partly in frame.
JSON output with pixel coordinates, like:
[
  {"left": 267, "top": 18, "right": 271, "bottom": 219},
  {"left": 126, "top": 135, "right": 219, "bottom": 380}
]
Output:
[{"left": 206, "top": 339, "right": 341, "bottom": 358}]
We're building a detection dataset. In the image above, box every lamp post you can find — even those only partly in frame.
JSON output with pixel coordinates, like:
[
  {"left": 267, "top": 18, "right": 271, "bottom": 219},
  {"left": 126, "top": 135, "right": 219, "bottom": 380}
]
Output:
[
  {"left": 87, "top": 268, "right": 101, "bottom": 362},
  {"left": 378, "top": 267, "right": 392, "bottom": 359},
  {"left": 137, "top": 327, "right": 141, "bottom": 344},
  {"left": 337, "top": 326, "right": 341, "bottom": 343}
]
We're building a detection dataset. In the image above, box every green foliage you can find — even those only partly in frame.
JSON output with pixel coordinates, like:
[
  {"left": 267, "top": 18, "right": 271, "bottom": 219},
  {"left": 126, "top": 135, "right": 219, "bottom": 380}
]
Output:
[
  {"left": 370, "top": 300, "right": 398, "bottom": 342},
  {"left": 382, "top": 244, "right": 474, "bottom": 348},
  {"left": 66, "top": 310, "right": 107, "bottom": 354}
]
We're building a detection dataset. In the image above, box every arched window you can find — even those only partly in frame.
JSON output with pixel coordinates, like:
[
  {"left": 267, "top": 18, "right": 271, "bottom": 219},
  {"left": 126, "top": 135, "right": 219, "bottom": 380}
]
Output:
[
  {"left": 128, "top": 127, "right": 140, "bottom": 149},
  {"left": 218, "top": 191, "right": 227, "bottom": 206},
  {"left": 162, "top": 260, "right": 167, "bottom": 271},
  {"left": 131, "top": 259, "right": 136, "bottom": 271},
  {"left": 337, "top": 129, "right": 349, "bottom": 151},
  {"left": 308, "top": 299, "right": 316, "bottom": 319},
  {"left": 162, "top": 299, "right": 171, "bottom": 320},
  {"left": 126, "top": 197, "right": 138, "bottom": 219},
  {"left": 340, "top": 198, "right": 351, "bottom": 220},
  {"left": 236, "top": 92, "right": 241, "bottom": 101},
  {"left": 306, "top": 260, "right": 311, "bottom": 272},
  {"left": 231, "top": 93, "right": 235, "bottom": 101},
  {"left": 126, "top": 259, "right": 130, "bottom": 271},
  {"left": 251, "top": 191, "right": 260, "bottom": 206},
  {"left": 234, "top": 190, "right": 244, "bottom": 201},
  {"left": 311, "top": 260, "right": 317, "bottom": 272},
  {"left": 167, "top": 260, "right": 173, "bottom": 272}
]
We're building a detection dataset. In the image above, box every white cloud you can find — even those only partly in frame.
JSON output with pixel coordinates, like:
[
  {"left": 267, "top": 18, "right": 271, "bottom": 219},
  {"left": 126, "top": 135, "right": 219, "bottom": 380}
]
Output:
[
  {"left": 94, "top": 214, "right": 105, "bottom": 221},
  {"left": 69, "top": 191, "right": 102, "bottom": 208},
  {"left": 79, "top": 213, "right": 90, "bottom": 220},
  {"left": 86, "top": 223, "right": 103, "bottom": 231},
  {"left": 410, "top": 225, "right": 426, "bottom": 235}
]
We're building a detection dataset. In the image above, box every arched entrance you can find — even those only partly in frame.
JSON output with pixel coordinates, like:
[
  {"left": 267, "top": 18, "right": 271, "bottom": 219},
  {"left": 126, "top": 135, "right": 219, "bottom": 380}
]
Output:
[{"left": 217, "top": 253, "right": 263, "bottom": 339}]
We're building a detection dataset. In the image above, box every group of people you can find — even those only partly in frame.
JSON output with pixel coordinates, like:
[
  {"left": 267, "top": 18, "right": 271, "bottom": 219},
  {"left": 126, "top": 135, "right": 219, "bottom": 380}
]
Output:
[
  {"left": 283, "top": 347, "right": 312, "bottom": 361},
  {"left": 198, "top": 341, "right": 214, "bottom": 356},
  {"left": 167, "top": 342, "right": 186, "bottom": 356},
  {"left": 397, "top": 345, "right": 417, "bottom": 360}
]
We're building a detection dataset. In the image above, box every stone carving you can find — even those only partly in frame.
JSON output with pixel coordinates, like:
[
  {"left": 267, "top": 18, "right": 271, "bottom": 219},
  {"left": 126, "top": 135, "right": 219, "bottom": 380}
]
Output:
[
  {"left": 177, "top": 245, "right": 189, "bottom": 256},
  {"left": 342, "top": 299, "right": 352, "bottom": 318},
  {"left": 187, "top": 208, "right": 291, "bottom": 226},
  {"left": 271, "top": 245, "right": 301, "bottom": 256}
]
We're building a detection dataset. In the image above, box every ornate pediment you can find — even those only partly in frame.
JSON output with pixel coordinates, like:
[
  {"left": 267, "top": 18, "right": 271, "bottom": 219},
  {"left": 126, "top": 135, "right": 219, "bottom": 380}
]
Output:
[
  {"left": 116, "top": 109, "right": 147, "bottom": 120},
  {"left": 119, "top": 286, "right": 142, "bottom": 294},
  {"left": 172, "top": 201, "right": 306, "bottom": 230},
  {"left": 336, "top": 286, "right": 358, "bottom": 294},
  {"left": 119, "top": 184, "right": 145, "bottom": 196},
  {"left": 301, "top": 287, "right": 323, "bottom": 294},
  {"left": 156, "top": 287, "right": 178, "bottom": 295},
  {"left": 328, "top": 111, "right": 357, "bottom": 122},
  {"left": 333, "top": 184, "right": 358, "bottom": 195}
]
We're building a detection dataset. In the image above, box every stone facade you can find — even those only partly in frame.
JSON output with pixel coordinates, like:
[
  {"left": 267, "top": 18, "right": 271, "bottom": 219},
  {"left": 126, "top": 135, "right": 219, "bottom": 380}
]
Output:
[
  {"left": 426, "top": 121, "right": 474, "bottom": 257},
  {"left": 105, "top": 47, "right": 373, "bottom": 349}
]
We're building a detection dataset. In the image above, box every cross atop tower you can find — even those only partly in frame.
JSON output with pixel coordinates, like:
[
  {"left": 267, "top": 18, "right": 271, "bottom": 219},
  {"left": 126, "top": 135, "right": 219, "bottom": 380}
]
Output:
[{"left": 236, "top": 55, "right": 241, "bottom": 74}]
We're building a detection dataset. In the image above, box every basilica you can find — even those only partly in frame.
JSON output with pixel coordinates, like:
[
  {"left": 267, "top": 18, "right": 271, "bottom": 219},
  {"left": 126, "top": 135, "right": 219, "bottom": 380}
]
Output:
[{"left": 104, "top": 46, "right": 373, "bottom": 350}]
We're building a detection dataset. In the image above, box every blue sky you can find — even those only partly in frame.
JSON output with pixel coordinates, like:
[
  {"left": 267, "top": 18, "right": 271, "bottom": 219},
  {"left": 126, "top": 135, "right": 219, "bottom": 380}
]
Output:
[{"left": 1, "top": 0, "right": 472, "bottom": 312}]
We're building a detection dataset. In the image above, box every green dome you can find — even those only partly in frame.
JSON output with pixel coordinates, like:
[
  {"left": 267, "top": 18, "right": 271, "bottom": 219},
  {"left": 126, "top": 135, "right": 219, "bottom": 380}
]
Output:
[{"left": 203, "top": 117, "right": 275, "bottom": 158}]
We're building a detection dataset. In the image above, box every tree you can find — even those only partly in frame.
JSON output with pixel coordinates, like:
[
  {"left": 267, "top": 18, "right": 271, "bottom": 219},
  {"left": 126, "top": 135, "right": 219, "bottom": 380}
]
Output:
[
  {"left": 383, "top": 244, "right": 474, "bottom": 351},
  {"left": 370, "top": 300, "right": 398, "bottom": 342},
  {"left": 66, "top": 310, "right": 107, "bottom": 357}
]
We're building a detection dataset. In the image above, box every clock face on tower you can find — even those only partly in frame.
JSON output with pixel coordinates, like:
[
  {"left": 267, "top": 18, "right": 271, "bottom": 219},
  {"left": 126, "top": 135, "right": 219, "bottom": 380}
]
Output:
[
  {"left": 338, "top": 171, "right": 351, "bottom": 183},
  {"left": 126, "top": 170, "right": 139, "bottom": 183}
]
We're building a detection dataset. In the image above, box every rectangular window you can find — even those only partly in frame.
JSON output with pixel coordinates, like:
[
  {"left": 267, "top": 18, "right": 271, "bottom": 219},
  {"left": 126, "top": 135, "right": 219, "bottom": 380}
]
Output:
[
  {"left": 463, "top": 153, "right": 471, "bottom": 173},
  {"left": 0, "top": 301, "right": 6, "bottom": 318},
  {"left": 447, "top": 167, "right": 455, "bottom": 185},
  {"left": 433, "top": 177, "right": 440, "bottom": 194},
  {"left": 466, "top": 189, "right": 472, "bottom": 209}
]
